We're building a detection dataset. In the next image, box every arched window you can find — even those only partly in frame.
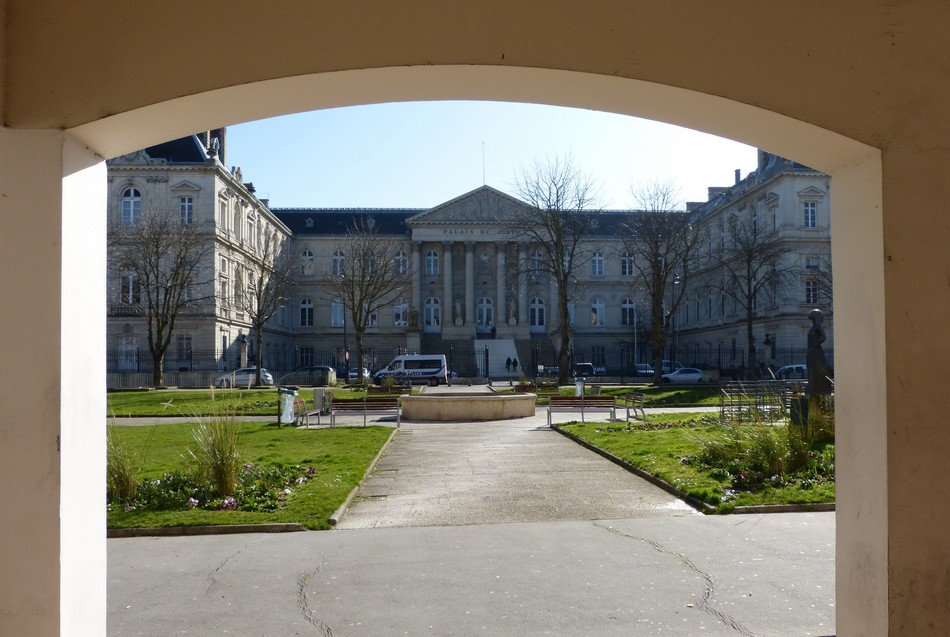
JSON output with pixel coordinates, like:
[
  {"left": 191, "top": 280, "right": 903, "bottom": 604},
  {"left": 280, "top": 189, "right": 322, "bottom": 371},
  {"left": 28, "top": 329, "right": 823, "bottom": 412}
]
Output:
[
  {"left": 331, "top": 250, "right": 345, "bottom": 276},
  {"left": 121, "top": 188, "right": 141, "bottom": 225},
  {"left": 423, "top": 297, "right": 441, "bottom": 331},
  {"left": 299, "top": 298, "right": 314, "bottom": 327},
  {"left": 621, "top": 298, "right": 636, "bottom": 326},
  {"left": 476, "top": 297, "right": 494, "bottom": 328},
  {"left": 591, "top": 298, "right": 605, "bottom": 326},
  {"left": 300, "top": 250, "right": 314, "bottom": 276},
  {"left": 591, "top": 252, "right": 605, "bottom": 277},
  {"left": 529, "top": 297, "right": 545, "bottom": 331},
  {"left": 425, "top": 250, "right": 440, "bottom": 276},
  {"left": 393, "top": 298, "right": 408, "bottom": 326},
  {"left": 331, "top": 298, "right": 345, "bottom": 327},
  {"left": 394, "top": 250, "right": 408, "bottom": 275}
]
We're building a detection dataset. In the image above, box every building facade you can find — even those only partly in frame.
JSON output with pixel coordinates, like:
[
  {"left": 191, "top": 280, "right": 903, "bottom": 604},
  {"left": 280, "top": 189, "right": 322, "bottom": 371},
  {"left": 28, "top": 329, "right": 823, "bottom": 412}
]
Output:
[{"left": 107, "top": 137, "right": 831, "bottom": 383}]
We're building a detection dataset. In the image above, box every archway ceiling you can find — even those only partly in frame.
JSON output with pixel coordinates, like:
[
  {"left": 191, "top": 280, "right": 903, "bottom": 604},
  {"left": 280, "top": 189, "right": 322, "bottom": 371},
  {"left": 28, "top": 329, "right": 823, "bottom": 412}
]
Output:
[{"left": 6, "top": 2, "right": 947, "bottom": 159}]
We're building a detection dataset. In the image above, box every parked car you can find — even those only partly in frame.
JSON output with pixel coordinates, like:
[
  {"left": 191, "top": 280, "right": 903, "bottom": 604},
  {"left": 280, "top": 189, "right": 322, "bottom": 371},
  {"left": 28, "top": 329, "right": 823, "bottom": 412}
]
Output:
[
  {"left": 283, "top": 364, "right": 337, "bottom": 386},
  {"left": 214, "top": 367, "right": 274, "bottom": 388},
  {"left": 661, "top": 367, "right": 703, "bottom": 383},
  {"left": 572, "top": 362, "right": 596, "bottom": 378},
  {"left": 632, "top": 363, "right": 655, "bottom": 377},
  {"left": 776, "top": 364, "right": 808, "bottom": 380},
  {"left": 348, "top": 367, "right": 371, "bottom": 381},
  {"left": 661, "top": 360, "right": 684, "bottom": 374}
]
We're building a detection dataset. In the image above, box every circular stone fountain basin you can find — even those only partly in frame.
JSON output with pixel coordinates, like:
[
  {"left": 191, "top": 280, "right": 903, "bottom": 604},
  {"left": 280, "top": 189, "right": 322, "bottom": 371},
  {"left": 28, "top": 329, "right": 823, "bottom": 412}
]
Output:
[{"left": 400, "top": 392, "right": 537, "bottom": 421}]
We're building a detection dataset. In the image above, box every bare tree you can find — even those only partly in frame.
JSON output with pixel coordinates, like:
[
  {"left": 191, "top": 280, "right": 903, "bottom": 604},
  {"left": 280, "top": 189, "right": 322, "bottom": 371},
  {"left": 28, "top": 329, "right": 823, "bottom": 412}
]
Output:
[
  {"left": 324, "top": 218, "right": 411, "bottom": 380},
  {"left": 234, "top": 229, "right": 296, "bottom": 386},
  {"left": 109, "top": 207, "right": 212, "bottom": 387},
  {"left": 621, "top": 181, "right": 701, "bottom": 384},
  {"left": 708, "top": 216, "right": 797, "bottom": 378},
  {"left": 510, "top": 154, "right": 602, "bottom": 384}
]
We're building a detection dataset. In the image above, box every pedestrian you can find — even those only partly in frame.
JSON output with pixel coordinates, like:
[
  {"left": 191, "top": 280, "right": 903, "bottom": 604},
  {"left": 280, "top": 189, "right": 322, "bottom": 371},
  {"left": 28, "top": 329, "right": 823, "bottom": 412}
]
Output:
[
  {"left": 506, "top": 356, "right": 512, "bottom": 372},
  {"left": 512, "top": 358, "right": 518, "bottom": 373}
]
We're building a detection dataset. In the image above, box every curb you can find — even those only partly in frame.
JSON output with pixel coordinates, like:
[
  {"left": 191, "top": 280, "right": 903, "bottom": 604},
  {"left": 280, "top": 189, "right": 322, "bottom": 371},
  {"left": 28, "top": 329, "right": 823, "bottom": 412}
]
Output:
[
  {"left": 108, "top": 523, "right": 307, "bottom": 538},
  {"left": 549, "top": 424, "right": 834, "bottom": 515},
  {"left": 329, "top": 426, "right": 400, "bottom": 526}
]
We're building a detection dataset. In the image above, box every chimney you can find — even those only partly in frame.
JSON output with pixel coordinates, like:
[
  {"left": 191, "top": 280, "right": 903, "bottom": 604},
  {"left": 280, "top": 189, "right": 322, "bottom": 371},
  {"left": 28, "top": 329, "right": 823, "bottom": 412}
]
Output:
[
  {"left": 757, "top": 149, "right": 769, "bottom": 173},
  {"left": 735, "top": 168, "right": 741, "bottom": 184}
]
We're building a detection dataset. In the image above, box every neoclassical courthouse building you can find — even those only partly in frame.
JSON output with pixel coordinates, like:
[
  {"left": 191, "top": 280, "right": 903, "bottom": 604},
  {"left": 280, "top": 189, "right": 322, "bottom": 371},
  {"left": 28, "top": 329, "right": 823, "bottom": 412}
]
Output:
[{"left": 107, "top": 130, "right": 831, "bottom": 382}]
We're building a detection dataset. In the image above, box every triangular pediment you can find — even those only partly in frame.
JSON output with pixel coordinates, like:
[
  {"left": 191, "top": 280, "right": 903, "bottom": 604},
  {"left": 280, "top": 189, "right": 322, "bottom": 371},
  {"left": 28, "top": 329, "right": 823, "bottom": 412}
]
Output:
[
  {"left": 407, "top": 186, "right": 534, "bottom": 225},
  {"left": 170, "top": 179, "right": 201, "bottom": 192},
  {"left": 797, "top": 186, "right": 825, "bottom": 198}
]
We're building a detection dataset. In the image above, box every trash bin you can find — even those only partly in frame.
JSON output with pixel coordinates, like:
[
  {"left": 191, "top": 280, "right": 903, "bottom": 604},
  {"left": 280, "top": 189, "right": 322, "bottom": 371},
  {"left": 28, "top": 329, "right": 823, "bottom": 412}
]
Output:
[
  {"left": 575, "top": 377, "right": 585, "bottom": 397},
  {"left": 790, "top": 396, "right": 809, "bottom": 430},
  {"left": 277, "top": 386, "right": 298, "bottom": 425}
]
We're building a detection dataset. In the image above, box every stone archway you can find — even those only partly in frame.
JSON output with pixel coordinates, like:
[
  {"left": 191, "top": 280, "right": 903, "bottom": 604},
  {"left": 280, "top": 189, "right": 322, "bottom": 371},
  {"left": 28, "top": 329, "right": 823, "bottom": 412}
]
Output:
[{"left": 59, "top": 65, "right": 883, "bottom": 636}]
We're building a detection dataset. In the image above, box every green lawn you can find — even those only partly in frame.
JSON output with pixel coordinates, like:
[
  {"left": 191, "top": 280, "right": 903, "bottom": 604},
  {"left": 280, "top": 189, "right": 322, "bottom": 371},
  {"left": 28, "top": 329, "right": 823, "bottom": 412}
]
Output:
[
  {"left": 107, "top": 387, "right": 370, "bottom": 417},
  {"left": 107, "top": 422, "right": 393, "bottom": 530},
  {"left": 559, "top": 414, "right": 835, "bottom": 512}
]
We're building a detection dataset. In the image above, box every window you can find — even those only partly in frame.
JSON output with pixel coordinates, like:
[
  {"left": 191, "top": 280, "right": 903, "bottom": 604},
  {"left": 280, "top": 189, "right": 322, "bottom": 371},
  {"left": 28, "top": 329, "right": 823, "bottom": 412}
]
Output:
[
  {"left": 394, "top": 250, "right": 408, "bottom": 274},
  {"left": 331, "top": 250, "right": 345, "bottom": 276},
  {"left": 803, "top": 201, "right": 817, "bottom": 228},
  {"left": 178, "top": 196, "right": 193, "bottom": 225},
  {"left": 425, "top": 250, "right": 440, "bottom": 276},
  {"left": 805, "top": 280, "right": 820, "bottom": 305},
  {"left": 331, "top": 299, "right": 345, "bottom": 328},
  {"left": 119, "top": 272, "right": 140, "bottom": 305},
  {"left": 300, "top": 298, "right": 314, "bottom": 327},
  {"left": 621, "top": 252, "right": 635, "bottom": 276},
  {"left": 121, "top": 188, "right": 141, "bottom": 225},
  {"left": 424, "top": 297, "right": 441, "bottom": 330},
  {"left": 476, "top": 297, "right": 494, "bottom": 328},
  {"left": 806, "top": 256, "right": 820, "bottom": 270},
  {"left": 393, "top": 298, "right": 408, "bottom": 326},
  {"left": 176, "top": 335, "right": 193, "bottom": 367},
  {"left": 301, "top": 250, "right": 314, "bottom": 276},
  {"left": 621, "top": 298, "right": 636, "bottom": 326},
  {"left": 591, "top": 252, "right": 605, "bottom": 277},
  {"left": 363, "top": 303, "right": 378, "bottom": 328},
  {"left": 233, "top": 268, "right": 244, "bottom": 308},
  {"left": 590, "top": 299, "right": 605, "bottom": 326},
  {"left": 299, "top": 346, "right": 315, "bottom": 367},
  {"left": 529, "top": 297, "right": 546, "bottom": 329},
  {"left": 529, "top": 250, "right": 543, "bottom": 276},
  {"left": 567, "top": 302, "right": 576, "bottom": 327},
  {"left": 218, "top": 258, "right": 230, "bottom": 307}
]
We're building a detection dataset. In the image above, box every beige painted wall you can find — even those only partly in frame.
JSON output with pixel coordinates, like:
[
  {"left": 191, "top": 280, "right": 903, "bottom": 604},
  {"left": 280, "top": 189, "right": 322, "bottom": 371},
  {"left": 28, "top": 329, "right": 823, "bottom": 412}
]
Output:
[{"left": 3, "top": 2, "right": 949, "bottom": 635}]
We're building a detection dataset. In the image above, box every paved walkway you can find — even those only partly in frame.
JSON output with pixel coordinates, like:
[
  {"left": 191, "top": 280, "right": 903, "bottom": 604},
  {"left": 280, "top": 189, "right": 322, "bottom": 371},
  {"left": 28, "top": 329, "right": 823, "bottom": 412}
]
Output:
[
  {"left": 107, "top": 388, "right": 835, "bottom": 636},
  {"left": 337, "top": 413, "right": 696, "bottom": 529}
]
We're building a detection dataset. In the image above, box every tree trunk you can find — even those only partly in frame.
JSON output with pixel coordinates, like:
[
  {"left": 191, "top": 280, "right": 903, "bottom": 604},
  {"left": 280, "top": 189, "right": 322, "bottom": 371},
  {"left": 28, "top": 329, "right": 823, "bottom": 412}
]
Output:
[
  {"left": 151, "top": 349, "right": 166, "bottom": 388},
  {"left": 255, "top": 330, "right": 265, "bottom": 386}
]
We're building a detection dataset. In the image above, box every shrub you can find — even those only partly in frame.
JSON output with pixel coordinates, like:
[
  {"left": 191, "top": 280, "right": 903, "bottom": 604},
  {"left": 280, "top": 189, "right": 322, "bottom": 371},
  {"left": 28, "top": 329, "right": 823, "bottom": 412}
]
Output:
[
  {"left": 188, "top": 413, "right": 242, "bottom": 498},
  {"left": 107, "top": 427, "right": 139, "bottom": 500}
]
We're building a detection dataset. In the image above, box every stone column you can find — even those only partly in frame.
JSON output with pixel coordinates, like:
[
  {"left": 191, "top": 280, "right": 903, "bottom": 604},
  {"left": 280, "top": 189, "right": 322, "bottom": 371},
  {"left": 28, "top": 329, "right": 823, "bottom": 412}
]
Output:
[
  {"left": 0, "top": 129, "right": 107, "bottom": 636},
  {"left": 518, "top": 245, "right": 528, "bottom": 326},
  {"left": 442, "top": 241, "right": 454, "bottom": 324},
  {"left": 464, "top": 241, "right": 475, "bottom": 326},
  {"left": 411, "top": 241, "right": 422, "bottom": 323},
  {"left": 495, "top": 241, "right": 506, "bottom": 328}
]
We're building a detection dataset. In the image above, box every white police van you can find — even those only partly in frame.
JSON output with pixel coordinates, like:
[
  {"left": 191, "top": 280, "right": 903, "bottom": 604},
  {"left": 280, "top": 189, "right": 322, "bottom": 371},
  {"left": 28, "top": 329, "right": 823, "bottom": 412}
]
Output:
[{"left": 374, "top": 354, "right": 448, "bottom": 386}]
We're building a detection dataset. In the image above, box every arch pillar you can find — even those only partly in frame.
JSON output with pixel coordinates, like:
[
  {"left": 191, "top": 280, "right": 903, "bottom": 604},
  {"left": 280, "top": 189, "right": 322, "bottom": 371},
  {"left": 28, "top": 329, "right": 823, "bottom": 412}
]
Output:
[{"left": 0, "top": 128, "right": 106, "bottom": 636}]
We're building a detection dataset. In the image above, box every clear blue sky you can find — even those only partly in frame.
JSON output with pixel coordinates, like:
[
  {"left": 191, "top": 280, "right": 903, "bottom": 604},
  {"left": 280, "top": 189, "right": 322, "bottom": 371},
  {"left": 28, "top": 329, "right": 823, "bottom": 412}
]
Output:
[{"left": 226, "top": 101, "right": 758, "bottom": 211}]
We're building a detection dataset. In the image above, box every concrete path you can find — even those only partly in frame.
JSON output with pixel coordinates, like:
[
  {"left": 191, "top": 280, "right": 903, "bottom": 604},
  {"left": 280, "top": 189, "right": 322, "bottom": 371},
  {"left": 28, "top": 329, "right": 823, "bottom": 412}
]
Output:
[
  {"left": 108, "top": 513, "right": 835, "bottom": 636},
  {"left": 337, "top": 414, "right": 697, "bottom": 529},
  {"left": 107, "top": 388, "right": 835, "bottom": 635}
]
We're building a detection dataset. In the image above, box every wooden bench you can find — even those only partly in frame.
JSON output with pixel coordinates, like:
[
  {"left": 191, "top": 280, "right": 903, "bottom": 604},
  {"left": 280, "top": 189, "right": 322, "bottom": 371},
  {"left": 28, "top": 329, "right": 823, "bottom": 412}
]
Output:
[
  {"left": 366, "top": 385, "right": 411, "bottom": 395},
  {"left": 329, "top": 396, "right": 402, "bottom": 427},
  {"left": 622, "top": 391, "right": 647, "bottom": 421},
  {"left": 547, "top": 395, "right": 617, "bottom": 426}
]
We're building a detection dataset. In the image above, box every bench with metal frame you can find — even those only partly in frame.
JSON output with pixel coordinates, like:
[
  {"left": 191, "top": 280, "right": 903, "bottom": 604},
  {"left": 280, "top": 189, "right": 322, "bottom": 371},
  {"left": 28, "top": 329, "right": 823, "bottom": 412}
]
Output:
[
  {"left": 547, "top": 395, "right": 617, "bottom": 426},
  {"left": 329, "top": 396, "right": 402, "bottom": 427}
]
